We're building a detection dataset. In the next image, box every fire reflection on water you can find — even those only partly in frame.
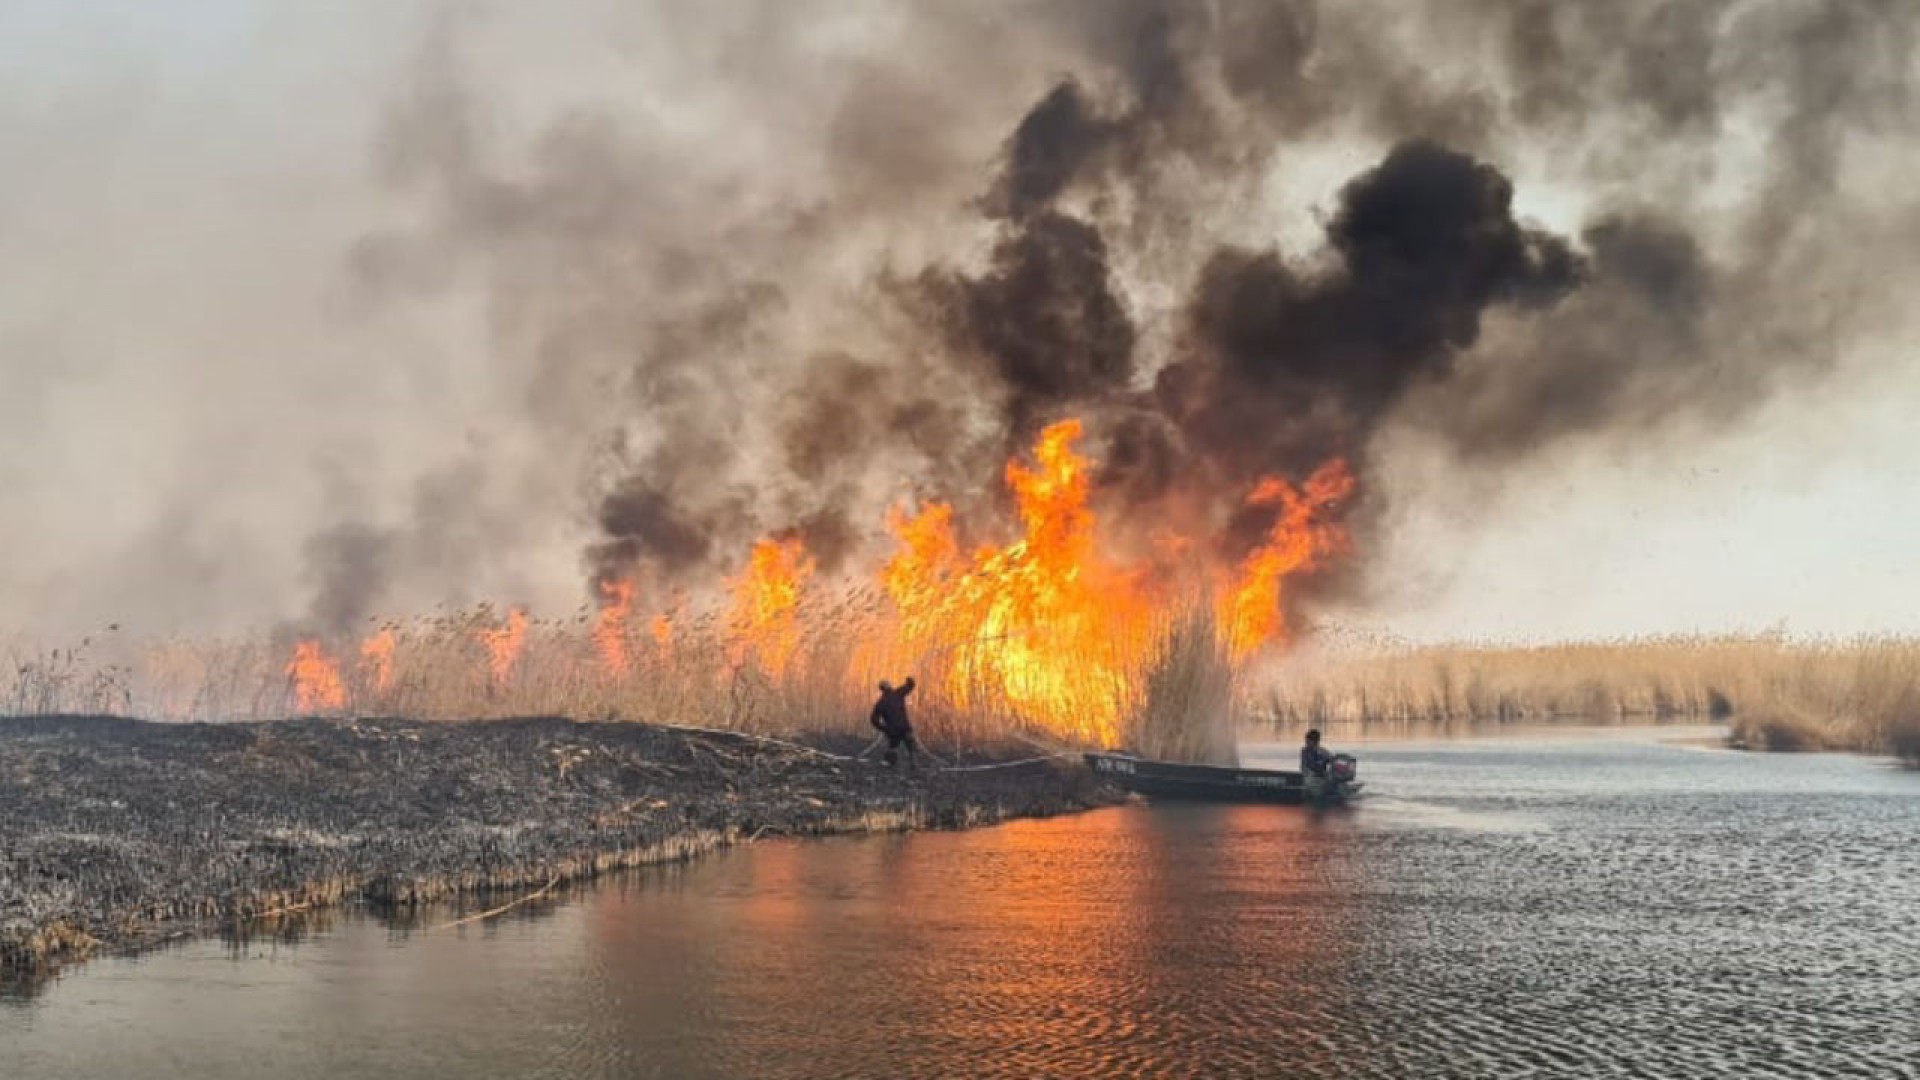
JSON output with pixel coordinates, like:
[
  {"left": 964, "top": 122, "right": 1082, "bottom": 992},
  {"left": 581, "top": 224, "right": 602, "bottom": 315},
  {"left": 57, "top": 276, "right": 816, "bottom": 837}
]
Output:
[
  {"left": 15, "top": 741, "right": 1917, "bottom": 1079},
  {"left": 573, "top": 806, "right": 1361, "bottom": 1077}
]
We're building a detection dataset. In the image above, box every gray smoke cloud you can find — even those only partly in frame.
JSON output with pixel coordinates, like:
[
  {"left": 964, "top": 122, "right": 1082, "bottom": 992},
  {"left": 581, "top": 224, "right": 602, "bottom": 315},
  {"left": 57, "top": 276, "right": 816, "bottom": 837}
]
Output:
[{"left": 1, "top": 0, "right": 1914, "bottom": 641}]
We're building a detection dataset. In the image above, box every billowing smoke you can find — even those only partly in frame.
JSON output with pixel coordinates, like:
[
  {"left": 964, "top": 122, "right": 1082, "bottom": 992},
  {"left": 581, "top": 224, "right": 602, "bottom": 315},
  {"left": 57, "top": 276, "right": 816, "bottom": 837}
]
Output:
[
  {"left": 1160, "top": 141, "right": 1584, "bottom": 480},
  {"left": 915, "top": 210, "right": 1137, "bottom": 443},
  {"left": 2, "top": 0, "right": 1915, "bottom": 639}
]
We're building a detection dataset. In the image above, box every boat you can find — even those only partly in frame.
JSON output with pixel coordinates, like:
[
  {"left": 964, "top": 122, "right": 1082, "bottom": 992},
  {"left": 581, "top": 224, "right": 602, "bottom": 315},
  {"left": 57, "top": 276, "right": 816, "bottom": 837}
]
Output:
[{"left": 1083, "top": 750, "right": 1363, "bottom": 804}]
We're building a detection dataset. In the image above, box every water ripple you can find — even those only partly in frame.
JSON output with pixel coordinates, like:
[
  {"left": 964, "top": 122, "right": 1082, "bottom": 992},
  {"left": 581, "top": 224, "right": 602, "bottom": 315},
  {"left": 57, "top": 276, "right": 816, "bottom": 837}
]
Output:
[{"left": 5, "top": 736, "right": 1916, "bottom": 1080}]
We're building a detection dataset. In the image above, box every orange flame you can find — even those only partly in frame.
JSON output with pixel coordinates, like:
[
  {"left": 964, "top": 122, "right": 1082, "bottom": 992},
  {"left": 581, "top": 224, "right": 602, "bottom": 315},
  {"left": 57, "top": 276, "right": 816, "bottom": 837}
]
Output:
[
  {"left": 728, "top": 535, "right": 816, "bottom": 677},
  {"left": 358, "top": 629, "right": 395, "bottom": 694},
  {"left": 594, "top": 579, "right": 633, "bottom": 676},
  {"left": 288, "top": 640, "right": 346, "bottom": 713},
  {"left": 858, "top": 420, "right": 1354, "bottom": 746},
  {"left": 331, "top": 421, "right": 1350, "bottom": 742},
  {"left": 880, "top": 500, "right": 963, "bottom": 641},
  {"left": 875, "top": 419, "right": 1156, "bottom": 747},
  {"left": 1221, "top": 459, "right": 1357, "bottom": 658},
  {"left": 480, "top": 608, "right": 527, "bottom": 685}
]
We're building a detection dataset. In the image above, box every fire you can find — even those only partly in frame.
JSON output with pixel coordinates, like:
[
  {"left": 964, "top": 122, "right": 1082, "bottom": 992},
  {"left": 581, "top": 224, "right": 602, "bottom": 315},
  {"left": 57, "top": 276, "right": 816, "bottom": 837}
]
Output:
[
  {"left": 358, "top": 628, "right": 395, "bottom": 694},
  {"left": 1222, "top": 459, "right": 1357, "bottom": 658},
  {"left": 728, "top": 534, "right": 816, "bottom": 677},
  {"left": 879, "top": 500, "right": 963, "bottom": 640},
  {"left": 288, "top": 640, "right": 346, "bottom": 713},
  {"left": 480, "top": 608, "right": 527, "bottom": 685},
  {"left": 594, "top": 579, "right": 633, "bottom": 675},
  {"left": 264, "top": 421, "right": 1351, "bottom": 747},
  {"left": 865, "top": 420, "right": 1353, "bottom": 746},
  {"left": 876, "top": 419, "right": 1157, "bottom": 747}
]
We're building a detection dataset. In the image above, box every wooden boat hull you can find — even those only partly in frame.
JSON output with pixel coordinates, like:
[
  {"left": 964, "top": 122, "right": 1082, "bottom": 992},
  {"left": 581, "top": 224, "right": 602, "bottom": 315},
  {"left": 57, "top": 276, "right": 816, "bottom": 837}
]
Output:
[{"left": 1083, "top": 751, "right": 1362, "bottom": 805}]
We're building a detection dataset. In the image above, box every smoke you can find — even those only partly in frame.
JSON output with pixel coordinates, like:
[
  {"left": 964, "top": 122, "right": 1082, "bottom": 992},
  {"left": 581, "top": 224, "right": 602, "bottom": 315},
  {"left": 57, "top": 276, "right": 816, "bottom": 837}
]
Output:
[
  {"left": 988, "top": 80, "right": 1110, "bottom": 222},
  {"left": 914, "top": 210, "right": 1138, "bottom": 443},
  {"left": 1163, "top": 141, "right": 1584, "bottom": 480},
  {"left": 1, "top": 0, "right": 1915, "bottom": 641}
]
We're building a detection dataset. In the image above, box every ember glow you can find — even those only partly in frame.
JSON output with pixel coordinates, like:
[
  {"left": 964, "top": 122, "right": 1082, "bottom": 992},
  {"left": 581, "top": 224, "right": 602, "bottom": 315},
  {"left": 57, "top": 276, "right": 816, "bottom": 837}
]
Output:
[{"left": 273, "top": 419, "right": 1350, "bottom": 746}]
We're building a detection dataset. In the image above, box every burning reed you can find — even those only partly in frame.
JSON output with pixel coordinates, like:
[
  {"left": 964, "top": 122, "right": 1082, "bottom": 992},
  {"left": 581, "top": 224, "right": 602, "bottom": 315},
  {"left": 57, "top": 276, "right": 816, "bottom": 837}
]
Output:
[{"left": 3, "top": 422, "right": 1344, "bottom": 764}]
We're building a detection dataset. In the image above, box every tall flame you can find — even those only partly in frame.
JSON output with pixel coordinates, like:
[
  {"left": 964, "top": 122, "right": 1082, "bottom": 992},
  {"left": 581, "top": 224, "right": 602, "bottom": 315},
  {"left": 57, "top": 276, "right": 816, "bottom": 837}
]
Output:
[
  {"left": 268, "top": 420, "right": 1352, "bottom": 744},
  {"left": 648, "top": 612, "right": 674, "bottom": 660},
  {"left": 1222, "top": 459, "right": 1356, "bottom": 659},
  {"left": 288, "top": 640, "right": 346, "bottom": 713},
  {"left": 358, "top": 628, "right": 395, "bottom": 694},
  {"left": 480, "top": 608, "right": 528, "bottom": 685},
  {"left": 880, "top": 500, "right": 964, "bottom": 641},
  {"left": 594, "top": 579, "right": 633, "bottom": 676},
  {"left": 864, "top": 420, "right": 1353, "bottom": 746},
  {"left": 728, "top": 535, "right": 816, "bottom": 677},
  {"left": 876, "top": 419, "right": 1155, "bottom": 747}
]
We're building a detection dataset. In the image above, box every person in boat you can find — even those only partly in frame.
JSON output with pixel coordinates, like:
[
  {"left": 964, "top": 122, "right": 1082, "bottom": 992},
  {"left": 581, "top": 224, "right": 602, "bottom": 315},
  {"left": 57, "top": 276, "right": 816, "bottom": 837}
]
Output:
[
  {"left": 870, "top": 677, "right": 919, "bottom": 770},
  {"left": 1300, "top": 729, "right": 1333, "bottom": 778}
]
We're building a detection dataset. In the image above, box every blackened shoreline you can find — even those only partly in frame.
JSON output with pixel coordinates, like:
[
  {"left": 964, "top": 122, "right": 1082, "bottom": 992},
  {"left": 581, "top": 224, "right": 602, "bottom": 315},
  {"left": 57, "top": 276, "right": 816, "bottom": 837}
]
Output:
[{"left": 0, "top": 715, "right": 1121, "bottom": 988}]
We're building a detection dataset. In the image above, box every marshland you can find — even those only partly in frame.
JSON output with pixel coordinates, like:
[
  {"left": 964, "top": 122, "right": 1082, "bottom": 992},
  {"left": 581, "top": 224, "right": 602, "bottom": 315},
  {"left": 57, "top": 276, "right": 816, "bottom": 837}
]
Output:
[
  {"left": 8, "top": 723, "right": 1917, "bottom": 1079},
  {"left": 0, "top": 712, "right": 1117, "bottom": 984},
  {"left": 12, "top": 616, "right": 1916, "bottom": 761},
  {"left": 5, "top": 609, "right": 1915, "bottom": 994},
  {"left": 9, "top": 0, "right": 1920, "bottom": 1076},
  {"left": 1255, "top": 633, "right": 1920, "bottom": 764}
]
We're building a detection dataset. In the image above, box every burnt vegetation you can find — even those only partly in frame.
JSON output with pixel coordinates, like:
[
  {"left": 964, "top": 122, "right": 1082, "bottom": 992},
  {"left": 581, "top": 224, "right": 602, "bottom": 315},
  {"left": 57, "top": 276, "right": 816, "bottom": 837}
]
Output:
[{"left": 0, "top": 715, "right": 1116, "bottom": 991}]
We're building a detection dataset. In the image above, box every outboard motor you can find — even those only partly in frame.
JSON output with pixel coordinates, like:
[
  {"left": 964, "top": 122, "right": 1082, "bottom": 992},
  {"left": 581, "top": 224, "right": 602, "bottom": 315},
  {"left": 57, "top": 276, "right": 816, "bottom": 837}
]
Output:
[{"left": 1308, "top": 753, "right": 1362, "bottom": 802}]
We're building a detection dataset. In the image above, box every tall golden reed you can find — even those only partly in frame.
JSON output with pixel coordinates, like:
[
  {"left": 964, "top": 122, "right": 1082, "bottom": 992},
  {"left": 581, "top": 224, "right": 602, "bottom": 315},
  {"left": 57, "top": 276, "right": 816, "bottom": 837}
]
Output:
[
  {"left": 0, "top": 587, "right": 1249, "bottom": 764},
  {"left": 1252, "top": 632, "right": 1920, "bottom": 762}
]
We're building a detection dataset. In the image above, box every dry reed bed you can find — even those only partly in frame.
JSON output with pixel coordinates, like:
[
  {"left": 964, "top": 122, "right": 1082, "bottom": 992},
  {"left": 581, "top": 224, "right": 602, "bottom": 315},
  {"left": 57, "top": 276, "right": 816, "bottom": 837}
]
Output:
[
  {"left": 1, "top": 593, "right": 1242, "bottom": 765},
  {"left": 1252, "top": 634, "right": 1920, "bottom": 763},
  {"left": 0, "top": 714, "right": 1121, "bottom": 992},
  {"left": 0, "top": 600, "right": 1238, "bottom": 992}
]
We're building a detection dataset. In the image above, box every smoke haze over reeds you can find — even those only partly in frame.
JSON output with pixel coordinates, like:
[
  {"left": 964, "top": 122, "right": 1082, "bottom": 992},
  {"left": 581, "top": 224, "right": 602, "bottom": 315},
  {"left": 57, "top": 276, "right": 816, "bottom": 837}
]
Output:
[{"left": 3, "top": 1, "right": 1918, "bottom": 644}]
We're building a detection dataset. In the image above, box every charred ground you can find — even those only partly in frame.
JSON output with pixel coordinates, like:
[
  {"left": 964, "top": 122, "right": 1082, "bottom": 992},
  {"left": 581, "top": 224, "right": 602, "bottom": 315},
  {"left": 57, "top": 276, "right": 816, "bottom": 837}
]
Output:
[{"left": 0, "top": 714, "right": 1118, "bottom": 992}]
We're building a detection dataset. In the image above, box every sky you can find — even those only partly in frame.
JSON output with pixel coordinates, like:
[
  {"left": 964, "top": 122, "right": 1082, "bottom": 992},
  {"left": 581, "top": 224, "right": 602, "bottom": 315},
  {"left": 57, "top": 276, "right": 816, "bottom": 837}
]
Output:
[
  {"left": 1, "top": 0, "right": 1917, "bottom": 646},
  {"left": 1366, "top": 345, "right": 1920, "bottom": 641}
]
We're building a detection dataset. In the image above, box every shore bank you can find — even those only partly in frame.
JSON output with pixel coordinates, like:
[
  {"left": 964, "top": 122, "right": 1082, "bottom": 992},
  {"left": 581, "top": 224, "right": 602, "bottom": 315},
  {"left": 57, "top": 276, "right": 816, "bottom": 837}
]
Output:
[{"left": 0, "top": 715, "right": 1120, "bottom": 987}]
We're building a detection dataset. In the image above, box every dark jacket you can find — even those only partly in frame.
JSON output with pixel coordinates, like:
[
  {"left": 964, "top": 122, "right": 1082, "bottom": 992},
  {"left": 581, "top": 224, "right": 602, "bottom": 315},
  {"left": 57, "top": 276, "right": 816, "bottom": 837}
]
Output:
[
  {"left": 870, "top": 678, "right": 916, "bottom": 735},
  {"left": 1300, "top": 743, "right": 1331, "bottom": 777}
]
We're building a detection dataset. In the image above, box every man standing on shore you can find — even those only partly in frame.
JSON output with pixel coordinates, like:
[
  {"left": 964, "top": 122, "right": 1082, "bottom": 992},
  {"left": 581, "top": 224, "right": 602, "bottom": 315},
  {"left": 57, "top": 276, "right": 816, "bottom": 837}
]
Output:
[{"left": 870, "top": 677, "right": 919, "bottom": 771}]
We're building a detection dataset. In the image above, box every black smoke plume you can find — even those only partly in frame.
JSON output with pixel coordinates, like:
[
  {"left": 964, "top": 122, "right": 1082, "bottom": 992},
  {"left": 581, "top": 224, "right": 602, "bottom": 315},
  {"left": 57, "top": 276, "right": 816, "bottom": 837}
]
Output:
[
  {"left": 270, "top": 0, "right": 1919, "bottom": 630},
  {"left": 561, "top": 0, "right": 1914, "bottom": 616},
  {"left": 1153, "top": 141, "right": 1584, "bottom": 488}
]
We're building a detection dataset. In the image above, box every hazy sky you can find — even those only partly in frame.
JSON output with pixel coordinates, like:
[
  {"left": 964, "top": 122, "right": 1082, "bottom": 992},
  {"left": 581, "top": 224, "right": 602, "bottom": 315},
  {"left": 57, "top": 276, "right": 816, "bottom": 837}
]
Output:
[
  {"left": 1366, "top": 342, "right": 1920, "bottom": 641},
  {"left": 2, "top": 1, "right": 1916, "bottom": 645}
]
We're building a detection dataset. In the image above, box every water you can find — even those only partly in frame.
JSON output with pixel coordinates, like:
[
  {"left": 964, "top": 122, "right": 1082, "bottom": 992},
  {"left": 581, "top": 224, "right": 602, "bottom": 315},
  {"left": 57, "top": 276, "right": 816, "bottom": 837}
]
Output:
[{"left": 5, "top": 727, "right": 1917, "bottom": 1079}]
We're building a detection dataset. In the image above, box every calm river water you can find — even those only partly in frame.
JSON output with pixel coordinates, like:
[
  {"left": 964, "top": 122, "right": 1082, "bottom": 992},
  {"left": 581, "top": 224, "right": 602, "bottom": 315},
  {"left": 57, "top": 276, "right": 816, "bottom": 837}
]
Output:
[{"left": 5, "top": 727, "right": 1916, "bottom": 1079}]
